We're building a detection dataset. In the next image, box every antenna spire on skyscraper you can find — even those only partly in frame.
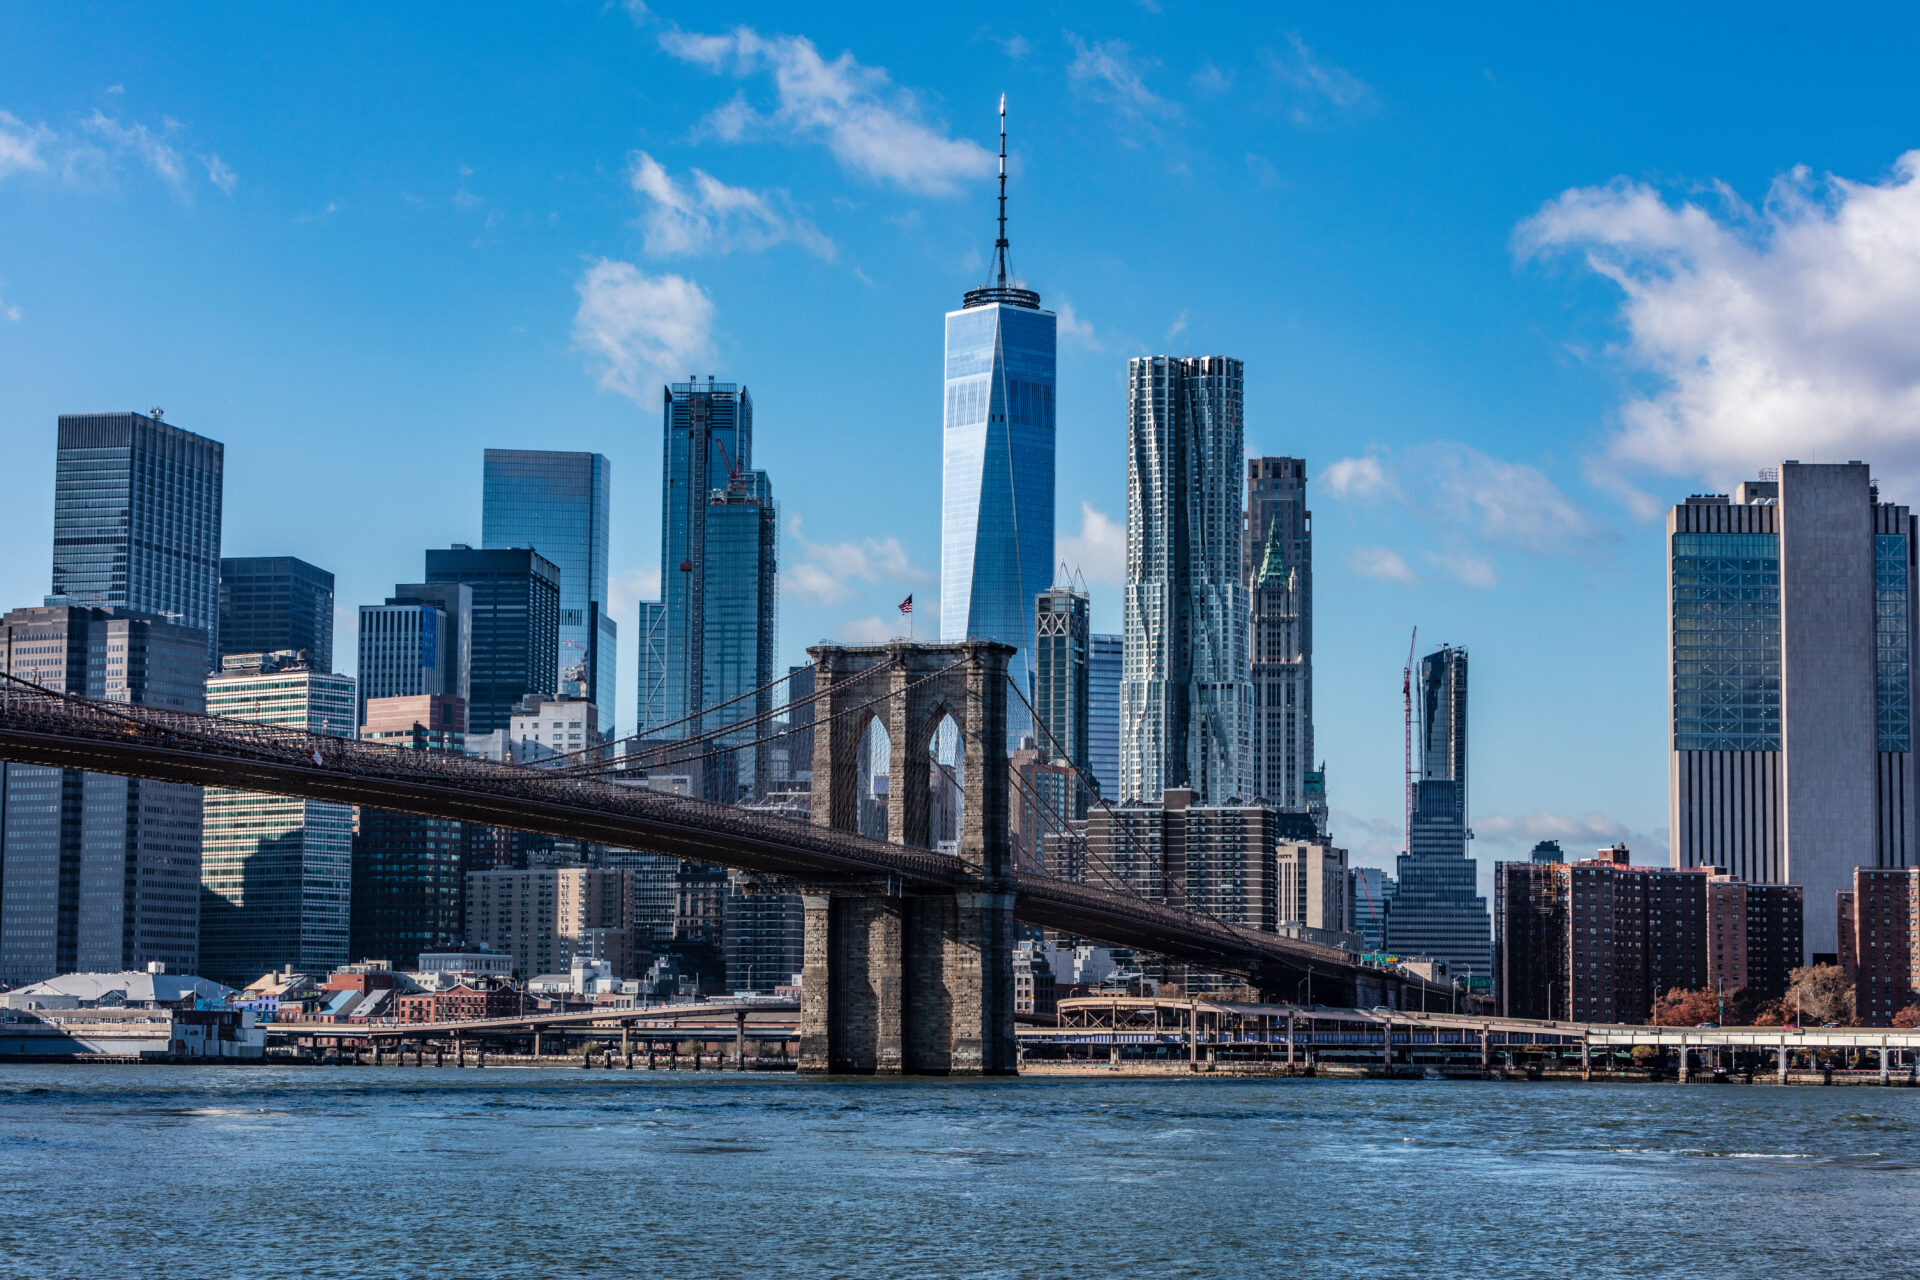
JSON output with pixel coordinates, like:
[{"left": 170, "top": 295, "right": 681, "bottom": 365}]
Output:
[
  {"left": 995, "top": 93, "right": 1009, "bottom": 288},
  {"left": 963, "top": 95, "right": 1039, "bottom": 310}
]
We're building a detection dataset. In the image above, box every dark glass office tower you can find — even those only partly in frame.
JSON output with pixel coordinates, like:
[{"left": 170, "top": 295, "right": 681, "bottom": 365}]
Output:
[
  {"left": 1247, "top": 457, "right": 1314, "bottom": 811},
  {"left": 482, "top": 450, "right": 615, "bottom": 736},
  {"left": 1386, "top": 644, "right": 1490, "bottom": 981},
  {"left": 0, "top": 606, "right": 208, "bottom": 985},
  {"left": 51, "top": 411, "right": 224, "bottom": 670},
  {"left": 1087, "top": 633, "right": 1122, "bottom": 800},
  {"left": 660, "top": 379, "right": 752, "bottom": 735},
  {"left": 696, "top": 472, "right": 778, "bottom": 801},
  {"left": 1033, "top": 579, "right": 1090, "bottom": 815},
  {"left": 423, "top": 545, "right": 561, "bottom": 736},
  {"left": 219, "top": 556, "right": 335, "bottom": 671}
]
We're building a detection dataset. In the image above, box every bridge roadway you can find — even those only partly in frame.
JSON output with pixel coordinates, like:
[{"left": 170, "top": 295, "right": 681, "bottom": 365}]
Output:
[{"left": 0, "top": 680, "right": 1436, "bottom": 1001}]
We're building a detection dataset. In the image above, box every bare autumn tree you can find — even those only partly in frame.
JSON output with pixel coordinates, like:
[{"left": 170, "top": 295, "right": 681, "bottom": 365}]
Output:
[
  {"left": 1783, "top": 964, "right": 1856, "bottom": 1026},
  {"left": 1650, "top": 987, "right": 1719, "bottom": 1026}
]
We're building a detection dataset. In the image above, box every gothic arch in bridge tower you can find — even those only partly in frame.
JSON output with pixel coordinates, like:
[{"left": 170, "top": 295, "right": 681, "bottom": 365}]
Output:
[{"left": 800, "top": 640, "right": 1017, "bottom": 1075}]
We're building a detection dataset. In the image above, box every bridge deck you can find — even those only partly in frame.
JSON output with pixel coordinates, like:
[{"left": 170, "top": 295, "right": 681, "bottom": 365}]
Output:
[{"left": 0, "top": 683, "right": 1430, "bottom": 997}]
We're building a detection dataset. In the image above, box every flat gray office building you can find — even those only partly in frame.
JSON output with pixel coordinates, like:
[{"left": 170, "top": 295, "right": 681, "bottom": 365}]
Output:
[{"left": 1668, "top": 461, "right": 1918, "bottom": 960}]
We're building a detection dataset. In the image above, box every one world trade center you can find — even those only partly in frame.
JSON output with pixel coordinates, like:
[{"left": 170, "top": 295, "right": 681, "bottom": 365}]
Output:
[{"left": 940, "top": 97, "right": 1056, "bottom": 733}]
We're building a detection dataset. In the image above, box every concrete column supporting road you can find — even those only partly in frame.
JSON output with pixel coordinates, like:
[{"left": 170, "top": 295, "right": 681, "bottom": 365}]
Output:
[
  {"left": 1778, "top": 1041, "right": 1788, "bottom": 1083},
  {"left": 533, "top": 1031, "right": 542, "bottom": 1059},
  {"left": 456, "top": 1038, "right": 465, "bottom": 1068},
  {"left": 477, "top": 1045, "right": 486, "bottom": 1068},
  {"left": 1480, "top": 1025, "right": 1490, "bottom": 1076},
  {"left": 694, "top": 1045, "right": 703, "bottom": 1070},
  {"left": 1382, "top": 1020, "right": 1393, "bottom": 1076},
  {"left": 736, "top": 1009, "right": 748, "bottom": 1070},
  {"left": 1881, "top": 1043, "right": 1891, "bottom": 1085},
  {"left": 1678, "top": 1040, "right": 1689, "bottom": 1084},
  {"left": 1188, "top": 1002, "right": 1199, "bottom": 1073},
  {"left": 647, "top": 1043, "right": 656, "bottom": 1069},
  {"left": 622, "top": 1025, "right": 630, "bottom": 1057},
  {"left": 373, "top": 1045, "right": 382, "bottom": 1067},
  {"left": 436, "top": 1047, "right": 444, "bottom": 1068},
  {"left": 1286, "top": 1011, "right": 1296, "bottom": 1068},
  {"left": 1109, "top": 1040, "right": 1119, "bottom": 1068},
  {"left": 1581, "top": 1036, "right": 1591, "bottom": 1081}
]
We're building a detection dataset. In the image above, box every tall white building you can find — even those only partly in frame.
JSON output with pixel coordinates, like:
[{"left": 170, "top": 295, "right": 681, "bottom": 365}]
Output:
[
  {"left": 1120, "top": 356, "right": 1251, "bottom": 804},
  {"left": 200, "top": 653, "right": 357, "bottom": 987}
]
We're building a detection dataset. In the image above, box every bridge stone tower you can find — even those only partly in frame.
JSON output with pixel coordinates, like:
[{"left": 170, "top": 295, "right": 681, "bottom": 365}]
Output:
[{"left": 798, "top": 640, "right": 1017, "bottom": 1075}]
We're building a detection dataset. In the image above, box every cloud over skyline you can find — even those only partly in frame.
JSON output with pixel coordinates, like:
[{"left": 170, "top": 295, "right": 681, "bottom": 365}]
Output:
[
  {"left": 571, "top": 258, "right": 716, "bottom": 403},
  {"left": 628, "top": 150, "right": 833, "bottom": 258},
  {"left": 658, "top": 25, "right": 994, "bottom": 195},
  {"left": 1520, "top": 150, "right": 1920, "bottom": 499}
]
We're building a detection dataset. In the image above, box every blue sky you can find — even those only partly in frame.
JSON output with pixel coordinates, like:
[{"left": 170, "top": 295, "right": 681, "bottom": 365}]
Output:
[{"left": 7, "top": 3, "right": 1920, "bottom": 882}]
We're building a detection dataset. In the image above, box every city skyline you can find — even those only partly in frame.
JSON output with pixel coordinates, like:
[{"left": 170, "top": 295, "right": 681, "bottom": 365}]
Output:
[{"left": 12, "top": 8, "right": 1920, "bottom": 884}]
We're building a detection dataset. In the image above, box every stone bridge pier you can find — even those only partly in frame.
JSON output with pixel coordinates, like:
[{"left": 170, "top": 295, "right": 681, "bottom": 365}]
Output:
[{"left": 797, "top": 641, "right": 1017, "bottom": 1075}]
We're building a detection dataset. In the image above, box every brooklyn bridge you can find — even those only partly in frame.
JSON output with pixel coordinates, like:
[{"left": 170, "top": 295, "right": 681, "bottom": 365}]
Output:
[{"left": 0, "top": 639, "right": 1449, "bottom": 1074}]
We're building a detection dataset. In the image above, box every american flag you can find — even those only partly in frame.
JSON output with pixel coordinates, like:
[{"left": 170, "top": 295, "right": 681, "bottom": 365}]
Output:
[{"left": 898, "top": 594, "right": 914, "bottom": 616}]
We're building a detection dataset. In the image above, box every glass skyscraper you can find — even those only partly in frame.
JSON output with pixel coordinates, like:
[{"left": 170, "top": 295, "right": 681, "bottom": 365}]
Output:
[
  {"left": 1668, "top": 462, "right": 1919, "bottom": 961},
  {"left": 940, "top": 104, "right": 1055, "bottom": 725},
  {"left": 1087, "top": 633, "right": 1122, "bottom": 800},
  {"left": 424, "top": 545, "right": 561, "bottom": 736},
  {"left": 219, "top": 556, "right": 335, "bottom": 673},
  {"left": 696, "top": 471, "right": 778, "bottom": 802},
  {"left": 51, "top": 410, "right": 224, "bottom": 670},
  {"left": 636, "top": 601, "right": 667, "bottom": 738},
  {"left": 1120, "top": 356, "right": 1252, "bottom": 805},
  {"left": 659, "top": 379, "right": 753, "bottom": 737},
  {"left": 1387, "top": 644, "right": 1490, "bottom": 982},
  {"left": 1, "top": 606, "right": 208, "bottom": 985},
  {"left": 200, "top": 653, "right": 356, "bottom": 987},
  {"left": 1033, "top": 579, "right": 1089, "bottom": 815},
  {"left": 482, "top": 450, "right": 615, "bottom": 736}
]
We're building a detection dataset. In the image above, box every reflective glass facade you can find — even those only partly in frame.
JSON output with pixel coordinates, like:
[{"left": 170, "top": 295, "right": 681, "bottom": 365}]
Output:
[
  {"left": 219, "top": 556, "right": 334, "bottom": 672},
  {"left": 699, "top": 472, "right": 778, "bottom": 801},
  {"left": 1087, "top": 633, "right": 1122, "bottom": 800},
  {"left": 940, "top": 301, "right": 1056, "bottom": 712},
  {"left": 201, "top": 666, "right": 356, "bottom": 986},
  {"left": 482, "top": 450, "right": 614, "bottom": 736},
  {"left": 1671, "top": 531, "right": 1782, "bottom": 751},
  {"left": 52, "top": 412, "right": 224, "bottom": 670},
  {"left": 1877, "top": 533, "right": 1911, "bottom": 752},
  {"left": 660, "top": 381, "right": 752, "bottom": 735},
  {"left": 424, "top": 546, "right": 561, "bottom": 736},
  {"left": 1, "top": 607, "right": 208, "bottom": 985}
]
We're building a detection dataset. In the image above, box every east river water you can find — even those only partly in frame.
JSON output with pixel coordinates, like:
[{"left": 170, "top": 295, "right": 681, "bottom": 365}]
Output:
[{"left": 2, "top": 1067, "right": 1916, "bottom": 1278}]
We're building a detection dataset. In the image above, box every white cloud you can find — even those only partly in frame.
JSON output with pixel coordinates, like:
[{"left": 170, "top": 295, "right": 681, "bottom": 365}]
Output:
[
  {"left": 782, "top": 514, "right": 922, "bottom": 605},
  {"left": 1475, "top": 810, "right": 1660, "bottom": 862},
  {"left": 1424, "top": 549, "right": 1497, "bottom": 589},
  {"left": 1066, "top": 35, "right": 1174, "bottom": 126},
  {"left": 1191, "top": 62, "right": 1234, "bottom": 96},
  {"left": 627, "top": 150, "right": 832, "bottom": 258},
  {"left": 1322, "top": 454, "right": 1392, "bottom": 501},
  {"left": 0, "top": 111, "right": 51, "bottom": 178},
  {"left": 1054, "top": 298, "right": 1101, "bottom": 350},
  {"left": 1420, "top": 443, "right": 1595, "bottom": 552},
  {"left": 1165, "top": 310, "right": 1188, "bottom": 342},
  {"left": 837, "top": 614, "right": 906, "bottom": 644},
  {"left": 1057, "top": 501, "right": 1124, "bottom": 586},
  {"left": 658, "top": 26, "right": 994, "bottom": 195},
  {"left": 998, "top": 35, "right": 1031, "bottom": 60},
  {"left": 203, "top": 153, "right": 237, "bottom": 196},
  {"left": 83, "top": 110, "right": 189, "bottom": 196},
  {"left": 609, "top": 566, "right": 663, "bottom": 618},
  {"left": 1264, "top": 34, "right": 1374, "bottom": 124},
  {"left": 1519, "top": 151, "right": 1920, "bottom": 496},
  {"left": 1349, "top": 547, "right": 1416, "bottom": 583},
  {"left": 571, "top": 258, "right": 717, "bottom": 403},
  {"left": 1, "top": 293, "right": 20, "bottom": 322}
]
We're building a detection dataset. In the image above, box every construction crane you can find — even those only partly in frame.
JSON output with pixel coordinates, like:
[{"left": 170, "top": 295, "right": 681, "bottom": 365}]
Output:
[{"left": 1402, "top": 625, "right": 1418, "bottom": 859}]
